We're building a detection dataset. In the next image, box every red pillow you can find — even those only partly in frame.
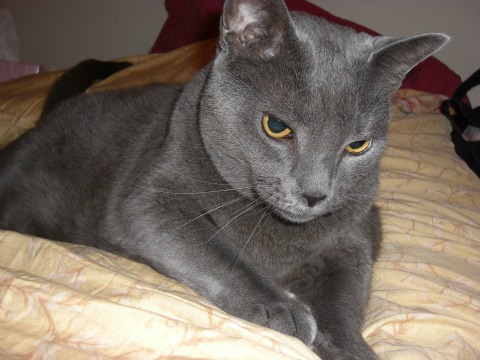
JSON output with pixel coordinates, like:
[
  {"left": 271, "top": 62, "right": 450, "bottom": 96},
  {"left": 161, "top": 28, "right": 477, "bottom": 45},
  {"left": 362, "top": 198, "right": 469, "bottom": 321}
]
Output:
[{"left": 151, "top": 0, "right": 461, "bottom": 97}]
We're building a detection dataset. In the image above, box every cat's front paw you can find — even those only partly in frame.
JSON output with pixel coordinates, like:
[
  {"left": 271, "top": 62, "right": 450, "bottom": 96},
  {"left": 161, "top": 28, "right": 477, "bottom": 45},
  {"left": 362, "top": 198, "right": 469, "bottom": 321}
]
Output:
[
  {"left": 314, "top": 332, "right": 378, "bottom": 360},
  {"left": 243, "top": 299, "right": 317, "bottom": 346}
]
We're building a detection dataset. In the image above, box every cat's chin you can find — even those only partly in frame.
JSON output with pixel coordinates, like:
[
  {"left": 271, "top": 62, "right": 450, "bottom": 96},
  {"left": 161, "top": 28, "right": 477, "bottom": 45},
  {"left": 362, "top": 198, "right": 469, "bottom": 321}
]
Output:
[{"left": 272, "top": 208, "right": 336, "bottom": 225}]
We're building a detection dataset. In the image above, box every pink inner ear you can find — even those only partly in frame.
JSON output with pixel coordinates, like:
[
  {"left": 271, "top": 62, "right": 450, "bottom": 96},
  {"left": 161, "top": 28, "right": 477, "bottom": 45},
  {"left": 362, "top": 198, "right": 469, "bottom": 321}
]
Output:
[
  {"left": 225, "top": 1, "right": 273, "bottom": 44},
  {"left": 228, "top": 3, "right": 262, "bottom": 35},
  {"left": 221, "top": 0, "right": 291, "bottom": 59}
]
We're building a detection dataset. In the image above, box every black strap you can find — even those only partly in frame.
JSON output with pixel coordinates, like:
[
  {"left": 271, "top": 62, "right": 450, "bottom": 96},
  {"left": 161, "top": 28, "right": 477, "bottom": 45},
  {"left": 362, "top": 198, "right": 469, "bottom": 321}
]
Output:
[
  {"left": 452, "top": 68, "right": 480, "bottom": 101},
  {"left": 441, "top": 68, "right": 480, "bottom": 131},
  {"left": 440, "top": 68, "right": 480, "bottom": 177},
  {"left": 441, "top": 98, "right": 480, "bottom": 133}
]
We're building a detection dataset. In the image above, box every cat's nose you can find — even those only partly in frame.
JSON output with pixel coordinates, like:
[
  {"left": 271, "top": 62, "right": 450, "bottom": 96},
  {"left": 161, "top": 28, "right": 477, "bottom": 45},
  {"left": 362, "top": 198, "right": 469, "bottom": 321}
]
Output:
[{"left": 303, "top": 193, "right": 327, "bottom": 207}]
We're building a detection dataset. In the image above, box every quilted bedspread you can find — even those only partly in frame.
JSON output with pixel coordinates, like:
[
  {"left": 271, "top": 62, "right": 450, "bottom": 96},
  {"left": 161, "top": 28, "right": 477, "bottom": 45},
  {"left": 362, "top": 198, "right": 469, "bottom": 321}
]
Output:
[{"left": 0, "top": 39, "right": 479, "bottom": 359}]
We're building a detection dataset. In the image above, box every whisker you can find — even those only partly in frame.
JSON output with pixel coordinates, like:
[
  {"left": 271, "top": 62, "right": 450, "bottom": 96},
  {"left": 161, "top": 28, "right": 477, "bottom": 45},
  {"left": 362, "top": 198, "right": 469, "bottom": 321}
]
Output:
[
  {"left": 200, "top": 198, "right": 265, "bottom": 246},
  {"left": 170, "top": 197, "right": 245, "bottom": 233},
  {"left": 230, "top": 210, "right": 268, "bottom": 274}
]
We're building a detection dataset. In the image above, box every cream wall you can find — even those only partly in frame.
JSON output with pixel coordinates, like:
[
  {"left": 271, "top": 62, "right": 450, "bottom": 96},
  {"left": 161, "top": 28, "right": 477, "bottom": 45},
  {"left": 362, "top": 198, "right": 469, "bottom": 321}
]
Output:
[
  {"left": 0, "top": 0, "right": 479, "bottom": 103},
  {"left": 0, "top": 0, "right": 167, "bottom": 70}
]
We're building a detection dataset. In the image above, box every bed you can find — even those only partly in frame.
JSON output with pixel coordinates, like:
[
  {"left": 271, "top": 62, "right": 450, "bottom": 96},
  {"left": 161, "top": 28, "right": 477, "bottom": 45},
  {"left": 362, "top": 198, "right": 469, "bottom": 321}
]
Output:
[{"left": 1, "top": 2, "right": 479, "bottom": 359}]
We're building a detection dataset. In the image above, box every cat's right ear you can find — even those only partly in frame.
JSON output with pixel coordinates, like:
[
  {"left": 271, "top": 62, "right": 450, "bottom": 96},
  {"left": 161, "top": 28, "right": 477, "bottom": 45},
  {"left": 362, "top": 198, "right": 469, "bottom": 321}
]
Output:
[
  {"left": 370, "top": 33, "right": 449, "bottom": 89},
  {"left": 219, "top": 0, "right": 292, "bottom": 59}
]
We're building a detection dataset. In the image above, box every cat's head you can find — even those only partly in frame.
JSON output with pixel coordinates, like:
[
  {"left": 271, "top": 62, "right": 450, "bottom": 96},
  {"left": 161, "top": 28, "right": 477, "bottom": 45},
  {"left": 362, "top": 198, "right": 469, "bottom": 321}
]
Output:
[{"left": 200, "top": 0, "right": 448, "bottom": 224}]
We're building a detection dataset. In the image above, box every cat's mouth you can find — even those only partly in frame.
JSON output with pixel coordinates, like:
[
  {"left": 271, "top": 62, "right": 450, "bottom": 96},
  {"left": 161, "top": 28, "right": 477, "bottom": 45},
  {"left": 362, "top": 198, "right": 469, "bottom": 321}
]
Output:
[{"left": 254, "top": 184, "right": 338, "bottom": 224}]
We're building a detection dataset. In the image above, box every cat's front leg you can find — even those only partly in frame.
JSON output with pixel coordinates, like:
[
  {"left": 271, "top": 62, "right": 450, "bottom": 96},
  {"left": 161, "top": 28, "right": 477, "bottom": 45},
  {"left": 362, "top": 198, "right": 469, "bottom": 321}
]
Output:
[
  {"left": 287, "top": 243, "right": 378, "bottom": 360},
  {"left": 115, "top": 217, "right": 317, "bottom": 347}
]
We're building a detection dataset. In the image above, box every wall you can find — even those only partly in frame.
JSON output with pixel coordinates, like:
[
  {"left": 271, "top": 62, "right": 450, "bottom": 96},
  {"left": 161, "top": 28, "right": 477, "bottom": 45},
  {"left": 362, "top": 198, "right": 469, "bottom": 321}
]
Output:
[
  {"left": 0, "top": 0, "right": 166, "bottom": 70},
  {"left": 0, "top": 0, "right": 479, "bottom": 103}
]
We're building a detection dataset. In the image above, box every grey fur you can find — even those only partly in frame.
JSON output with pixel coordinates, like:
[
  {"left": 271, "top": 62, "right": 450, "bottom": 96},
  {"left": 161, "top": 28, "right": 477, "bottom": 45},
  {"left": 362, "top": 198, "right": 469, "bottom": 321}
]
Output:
[{"left": 0, "top": 1, "right": 448, "bottom": 359}]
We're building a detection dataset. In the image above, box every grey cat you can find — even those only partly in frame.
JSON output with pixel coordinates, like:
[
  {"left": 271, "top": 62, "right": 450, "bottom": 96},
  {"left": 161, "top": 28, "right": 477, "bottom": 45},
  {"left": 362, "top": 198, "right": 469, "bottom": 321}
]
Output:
[{"left": 0, "top": 0, "right": 447, "bottom": 358}]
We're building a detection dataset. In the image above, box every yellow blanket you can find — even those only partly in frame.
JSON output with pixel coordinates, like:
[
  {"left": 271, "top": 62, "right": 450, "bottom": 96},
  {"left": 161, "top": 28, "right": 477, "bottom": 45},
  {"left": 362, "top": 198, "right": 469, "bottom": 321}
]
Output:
[{"left": 1, "top": 39, "right": 479, "bottom": 359}]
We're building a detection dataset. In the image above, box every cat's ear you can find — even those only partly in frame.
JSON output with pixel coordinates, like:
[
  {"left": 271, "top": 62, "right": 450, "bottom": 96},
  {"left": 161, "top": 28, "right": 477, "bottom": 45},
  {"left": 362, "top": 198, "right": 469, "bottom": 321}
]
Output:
[
  {"left": 219, "top": 0, "right": 291, "bottom": 59},
  {"left": 370, "top": 33, "right": 449, "bottom": 88}
]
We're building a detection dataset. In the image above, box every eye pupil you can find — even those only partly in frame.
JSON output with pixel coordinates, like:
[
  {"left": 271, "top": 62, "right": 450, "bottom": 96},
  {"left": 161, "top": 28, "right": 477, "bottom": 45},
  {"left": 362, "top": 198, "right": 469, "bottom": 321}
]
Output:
[
  {"left": 268, "top": 117, "right": 288, "bottom": 133},
  {"left": 345, "top": 140, "right": 372, "bottom": 154},
  {"left": 262, "top": 114, "right": 292, "bottom": 139},
  {"left": 349, "top": 141, "right": 366, "bottom": 149}
]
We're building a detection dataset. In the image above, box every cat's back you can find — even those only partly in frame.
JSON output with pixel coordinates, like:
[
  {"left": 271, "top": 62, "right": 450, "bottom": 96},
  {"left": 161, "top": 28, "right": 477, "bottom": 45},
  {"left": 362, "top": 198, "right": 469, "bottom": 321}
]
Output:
[{"left": 0, "top": 83, "right": 182, "bottom": 241}]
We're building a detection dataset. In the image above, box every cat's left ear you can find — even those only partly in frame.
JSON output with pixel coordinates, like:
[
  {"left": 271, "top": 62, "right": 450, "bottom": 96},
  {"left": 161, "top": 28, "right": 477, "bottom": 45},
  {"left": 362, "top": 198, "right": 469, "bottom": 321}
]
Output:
[
  {"left": 370, "top": 33, "right": 449, "bottom": 87},
  {"left": 219, "top": 0, "right": 292, "bottom": 59}
]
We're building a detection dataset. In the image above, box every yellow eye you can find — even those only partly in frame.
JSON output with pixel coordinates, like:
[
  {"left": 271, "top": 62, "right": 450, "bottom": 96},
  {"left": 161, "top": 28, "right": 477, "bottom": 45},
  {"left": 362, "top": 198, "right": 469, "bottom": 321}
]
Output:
[
  {"left": 262, "top": 114, "right": 292, "bottom": 139},
  {"left": 345, "top": 140, "right": 372, "bottom": 155}
]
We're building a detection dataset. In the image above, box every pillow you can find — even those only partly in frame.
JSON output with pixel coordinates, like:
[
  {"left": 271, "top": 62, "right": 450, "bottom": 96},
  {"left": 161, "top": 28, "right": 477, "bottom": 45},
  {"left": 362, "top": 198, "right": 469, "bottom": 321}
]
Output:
[{"left": 150, "top": 0, "right": 462, "bottom": 98}]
